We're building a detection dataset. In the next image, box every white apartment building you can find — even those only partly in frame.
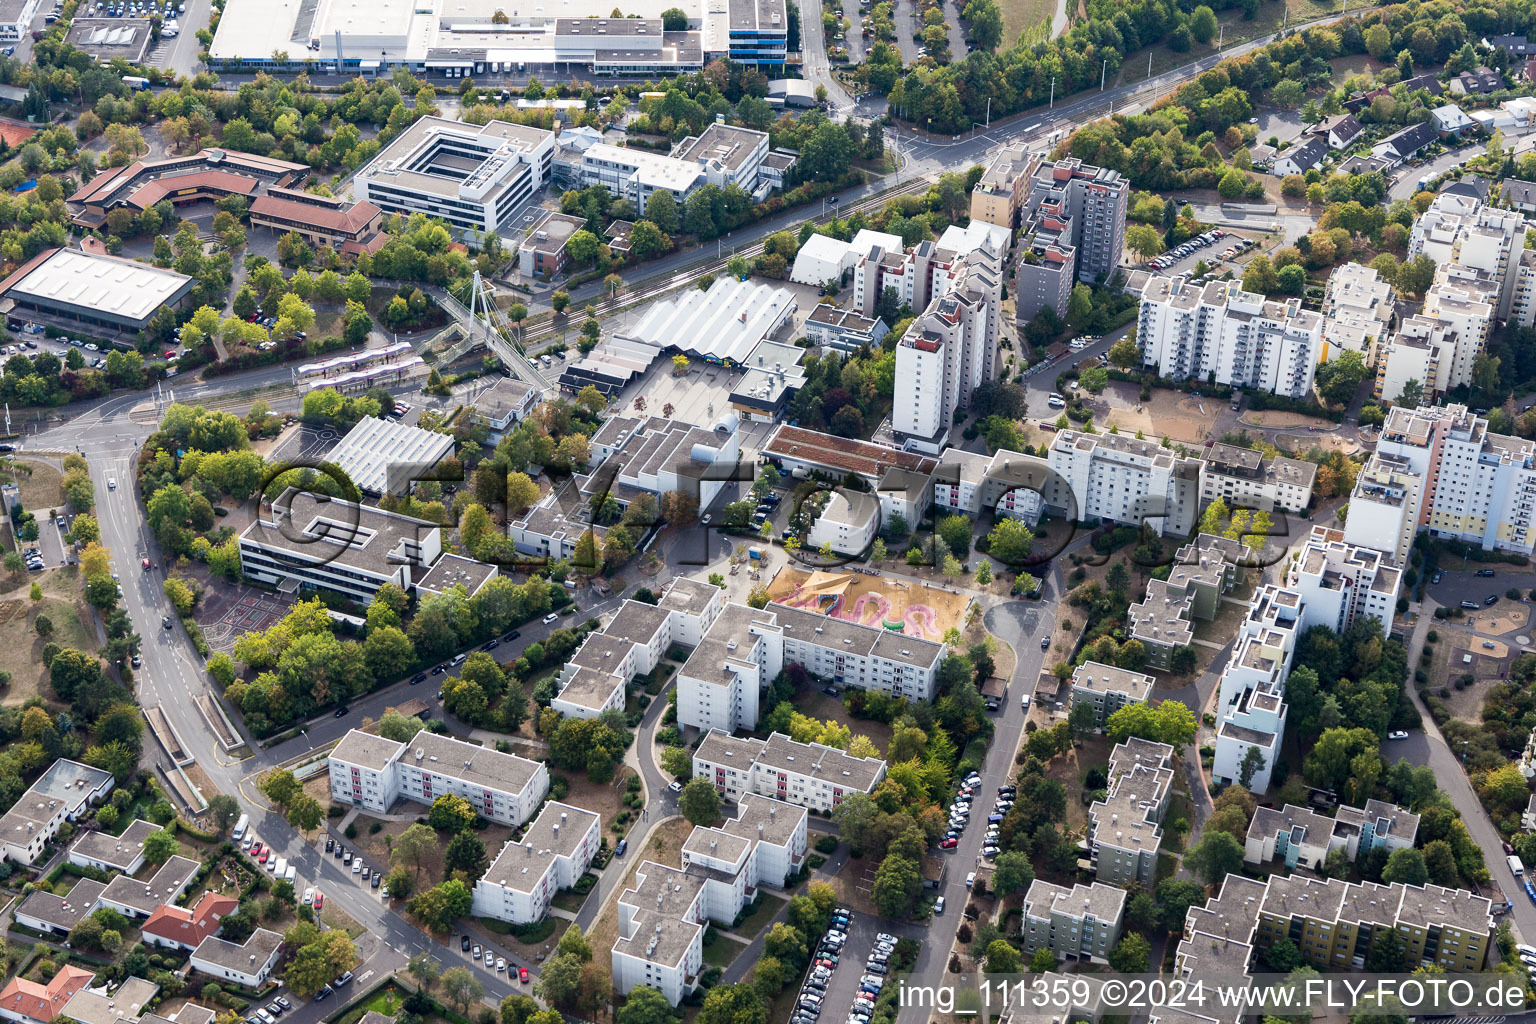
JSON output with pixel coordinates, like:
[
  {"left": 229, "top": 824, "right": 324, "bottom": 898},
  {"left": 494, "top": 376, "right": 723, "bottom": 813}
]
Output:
[
  {"left": 1321, "top": 262, "right": 1395, "bottom": 365},
  {"left": 1136, "top": 278, "right": 1324, "bottom": 399},
  {"left": 0, "top": 759, "right": 115, "bottom": 866},
  {"left": 1212, "top": 584, "right": 1302, "bottom": 794},
  {"left": 693, "top": 730, "right": 887, "bottom": 813},
  {"left": 1512, "top": 248, "right": 1536, "bottom": 327},
  {"left": 1085, "top": 738, "right": 1174, "bottom": 888},
  {"left": 472, "top": 802, "right": 601, "bottom": 925},
  {"left": 1019, "top": 880, "right": 1126, "bottom": 963},
  {"left": 1345, "top": 451, "right": 1425, "bottom": 565},
  {"left": 1408, "top": 192, "right": 1527, "bottom": 320},
  {"left": 850, "top": 221, "right": 1009, "bottom": 320},
  {"left": 1070, "top": 662, "right": 1154, "bottom": 731},
  {"left": 1198, "top": 442, "right": 1317, "bottom": 514},
  {"left": 1375, "top": 403, "right": 1536, "bottom": 556},
  {"left": 890, "top": 240, "right": 1004, "bottom": 453},
  {"left": 354, "top": 118, "right": 555, "bottom": 234},
  {"left": 1047, "top": 430, "right": 1202, "bottom": 537},
  {"left": 1288, "top": 526, "right": 1402, "bottom": 641},
  {"left": 551, "top": 582, "right": 721, "bottom": 719},
  {"left": 676, "top": 600, "right": 942, "bottom": 734},
  {"left": 612, "top": 797, "right": 808, "bottom": 1006},
  {"left": 327, "top": 729, "right": 548, "bottom": 827},
  {"left": 806, "top": 489, "right": 880, "bottom": 556},
  {"left": 931, "top": 447, "right": 1070, "bottom": 526}
]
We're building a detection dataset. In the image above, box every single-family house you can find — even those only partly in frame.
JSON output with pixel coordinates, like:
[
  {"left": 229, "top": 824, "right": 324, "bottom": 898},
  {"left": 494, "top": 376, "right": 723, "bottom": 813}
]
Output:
[
  {"left": 1502, "top": 179, "right": 1536, "bottom": 213},
  {"left": 1450, "top": 66, "right": 1504, "bottom": 94},
  {"left": 1273, "top": 137, "right": 1328, "bottom": 177},
  {"left": 1312, "top": 114, "right": 1363, "bottom": 150},
  {"left": 1371, "top": 122, "right": 1440, "bottom": 166},
  {"left": 1432, "top": 104, "right": 1478, "bottom": 136}
]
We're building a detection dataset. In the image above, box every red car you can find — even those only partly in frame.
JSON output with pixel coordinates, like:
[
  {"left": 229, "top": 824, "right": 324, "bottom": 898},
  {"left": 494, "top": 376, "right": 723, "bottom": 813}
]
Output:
[
  {"left": 250, "top": 842, "right": 263, "bottom": 857},
  {"left": 518, "top": 968, "right": 529, "bottom": 984},
  {"left": 939, "top": 837, "right": 958, "bottom": 849},
  {"left": 257, "top": 849, "right": 269, "bottom": 863},
  {"left": 163, "top": 350, "right": 175, "bottom": 359},
  {"left": 313, "top": 891, "right": 324, "bottom": 910}
]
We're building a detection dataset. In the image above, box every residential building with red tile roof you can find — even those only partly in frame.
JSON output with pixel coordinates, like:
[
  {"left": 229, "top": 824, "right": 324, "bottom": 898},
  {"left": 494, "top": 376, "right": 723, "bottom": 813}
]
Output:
[
  {"left": 140, "top": 892, "right": 239, "bottom": 951},
  {"left": 0, "top": 966, "right": 94, "bottom": 1024}
]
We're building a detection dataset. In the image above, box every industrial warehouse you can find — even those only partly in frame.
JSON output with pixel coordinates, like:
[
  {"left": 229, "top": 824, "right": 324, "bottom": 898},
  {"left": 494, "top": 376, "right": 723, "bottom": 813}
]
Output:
[{"left": 206, "top": 0, "right": 785, "bottom": 76}]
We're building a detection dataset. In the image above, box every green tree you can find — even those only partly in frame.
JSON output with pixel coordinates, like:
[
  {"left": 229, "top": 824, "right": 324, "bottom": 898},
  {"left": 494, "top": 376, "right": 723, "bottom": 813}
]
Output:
[
  {"left": 1186, "top": 830, "right": 1245, "bottom": 885},
  {"left": 1108, "top": 933, "right": 1151, "bottom": 973},
  {"left": 983, "top": 939, "right": 1021, "bottom": 974},
  {"left": 678, "top": 777, "right": 722, "bottom": 825},
  {"left": 392, "top": 822, "right": 438, "bottom": 876},
  {"left": 1189, "top": 5, "right": 1217, "bottom": 42},
  {"left": 143, "top": 827, "right": 178, "bottom": 863},
  {"left": 1380, "top": 847, "right": 1428, "bottom": 887},
  {"left": 439, "top": 966, "right": 484, "bottom": 1014},
  {"left": 618, "top": 986, "right": 675, "bottom": 1024}
]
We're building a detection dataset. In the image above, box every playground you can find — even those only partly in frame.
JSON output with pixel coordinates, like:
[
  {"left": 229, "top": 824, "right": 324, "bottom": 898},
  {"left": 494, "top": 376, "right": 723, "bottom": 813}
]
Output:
[{"left": 766, "top": 568, "right": 970, "bottom": 643}]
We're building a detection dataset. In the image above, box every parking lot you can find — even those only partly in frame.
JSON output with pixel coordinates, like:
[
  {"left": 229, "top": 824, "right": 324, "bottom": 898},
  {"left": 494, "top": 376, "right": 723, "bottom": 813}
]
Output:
[
  {"left": 795, "top": 906, "right": 892, "bottom": 1024},
  {"left": 1142, "top": 228, "right": 1258, "bottom": 279}
]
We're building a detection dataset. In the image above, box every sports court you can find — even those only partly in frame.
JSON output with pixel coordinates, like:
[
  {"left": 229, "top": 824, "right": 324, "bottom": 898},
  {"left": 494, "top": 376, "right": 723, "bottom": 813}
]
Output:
[{"left": 766, "top": 568, "right": 970, "bottom": 643}]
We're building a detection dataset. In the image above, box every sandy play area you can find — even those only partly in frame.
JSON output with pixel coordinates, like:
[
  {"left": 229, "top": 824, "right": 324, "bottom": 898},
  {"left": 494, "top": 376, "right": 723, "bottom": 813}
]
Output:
[
  {"left": 1091, "top": 383, "right": 1218, "bottom": 445},
  {"left": 766, "top": 568, "right": 970, "bottom": 643},
  {"left": 1464, "top": 604, "right": 1530, "bottom": 634}
]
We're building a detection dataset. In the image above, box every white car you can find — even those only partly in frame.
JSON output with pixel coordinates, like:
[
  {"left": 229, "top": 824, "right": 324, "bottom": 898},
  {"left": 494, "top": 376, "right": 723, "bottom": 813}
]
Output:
[
  {"left": 933, "top": 896, "right": 945, "bottom": 914},
  {"left": 302, "top": 887, "right": 314, "bottom": 905},
  {"left": 542, "top": 613, "right": 558, "bottom": 624},
  {"left": 352, "top": 858, "right": 363, "bottom": 874},
  {"left": 668, "top": 781, "right": 682, "bottom": 793},
  {"left": 496, "top": 958, "right": 507, "bottom": 972},
  {"left": 1387, "top": 730, "right": 1409, "bottom": 740}
]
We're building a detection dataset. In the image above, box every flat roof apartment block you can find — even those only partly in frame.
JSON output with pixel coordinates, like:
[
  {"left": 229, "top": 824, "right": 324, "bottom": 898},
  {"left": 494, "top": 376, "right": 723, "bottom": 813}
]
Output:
[
  {"left": 1070, "top": 661, "right": 1154, "bottom": 731},
  {"left": 328, "top": 728, "right": 548, "bottom": 827},
  {"left": 1020, "top": 880, "right": 1127, "bottom": 963},
  {"left": 1024, "top": 157, "right": 1128, "bottom": 285},
  {"left": 355, "top": 117, "right": 555, "bottom": 234},
  {"left": 692, "top": 728, "right": 888, "bottom": 813},
  {"left": 1085, "top": 738, "right": 1174, "bottom": 887},
  {"left": 473, "top": 801, "right": 601, "bottom": 924},
  {"left": 68, "top": 818, "right": 159, "bottom": 874}
]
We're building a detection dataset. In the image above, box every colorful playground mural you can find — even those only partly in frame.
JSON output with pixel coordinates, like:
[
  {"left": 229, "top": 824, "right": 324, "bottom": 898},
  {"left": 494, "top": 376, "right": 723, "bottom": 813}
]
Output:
[{"left": 766, "top": 568, "right": 970, "bottom": 643}]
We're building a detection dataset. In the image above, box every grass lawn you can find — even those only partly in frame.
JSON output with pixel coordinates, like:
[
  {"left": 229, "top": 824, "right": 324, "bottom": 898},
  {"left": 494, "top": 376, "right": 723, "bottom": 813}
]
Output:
[
  {"left": 1045, "top": 735, "right": 1110, "bottom": 834},
  {"left": 1115, "top": 0, "right": 1341, "bottom": 89},
  {"left": 1161, "top": 790, "right": 1195, "bottom": 852},
  {"left": 701, "top": 931, "right": 742, "bottom": 969},
  {"left": 551, "top": 885, "right": 592, "bottom": 914},
  {"left": 0, "top": 567, "right": 95, "bottom": 707},
  {"left": 731, "top": 893, "right": 786, "bottom": 939},
  {"left": 4, "top": 460, "right": 65, "bottom": 513},
  {"left": 352, "top": 815, "right": 514, "bottom": 891},
  {"left": 998, "top": 0, "right": 1053, "bottom": 53},
  {"left": 794, "top": 691, "right": 893, "bottom": 757}
]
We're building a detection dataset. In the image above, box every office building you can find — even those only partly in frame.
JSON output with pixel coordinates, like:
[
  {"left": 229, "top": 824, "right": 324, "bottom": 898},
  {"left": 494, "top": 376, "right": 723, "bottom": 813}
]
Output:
[
  {"left": 802, "top": 305, "right": 889, "bottom": 352},
  {"left": 1136, "top": 277, "right": 1324, "bottom": 399},
  {"left": 581, "top": 123, "right": 772, "bottom": 215},
  {"left": 469, "top": 377, "right": 539, "bottom": 436},
  {"left": 1245, "top": 799, "right": 1418, "bottom": 871},
  {"left": 354, "top": 118, "right": 555, "bottom": 234},
  {"left": 1084, "top": 738, "right": 1174, "bottom": 887},
  {"left": 1047, "top": 429, "right": 1202, "bottom": 538},
  {"left": 693, "top": 729, "right": 887, "bottom": 813},
  {"left": 67, "top": 148, "right": 308, "bottom": 229},
  {"left": 248, "top": 189, "right": 384, "bottom": 256},
  {"left": 238, "top": 489, "right": 445, "bottom": 606},
  {"left": 1321, "top": 262, "right": 1395, "bottom": 365},
  {"left": 517, "top": 211, "right": 589, "bottom": 278},
  {"left": 472, "top": 802, "right": 602, "bottom": 925},
  {"left": 676, "top": 599, "right": 942, "bottom": 733},
  {"left": 0, "top": 759, "right": 114, "bottom": 866},
  {"left": 1019, "top": 880, "right": 1126, "bottom": 963},
  {"left": 327, "top": 728, "right": 548, "bottom": 827}
]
